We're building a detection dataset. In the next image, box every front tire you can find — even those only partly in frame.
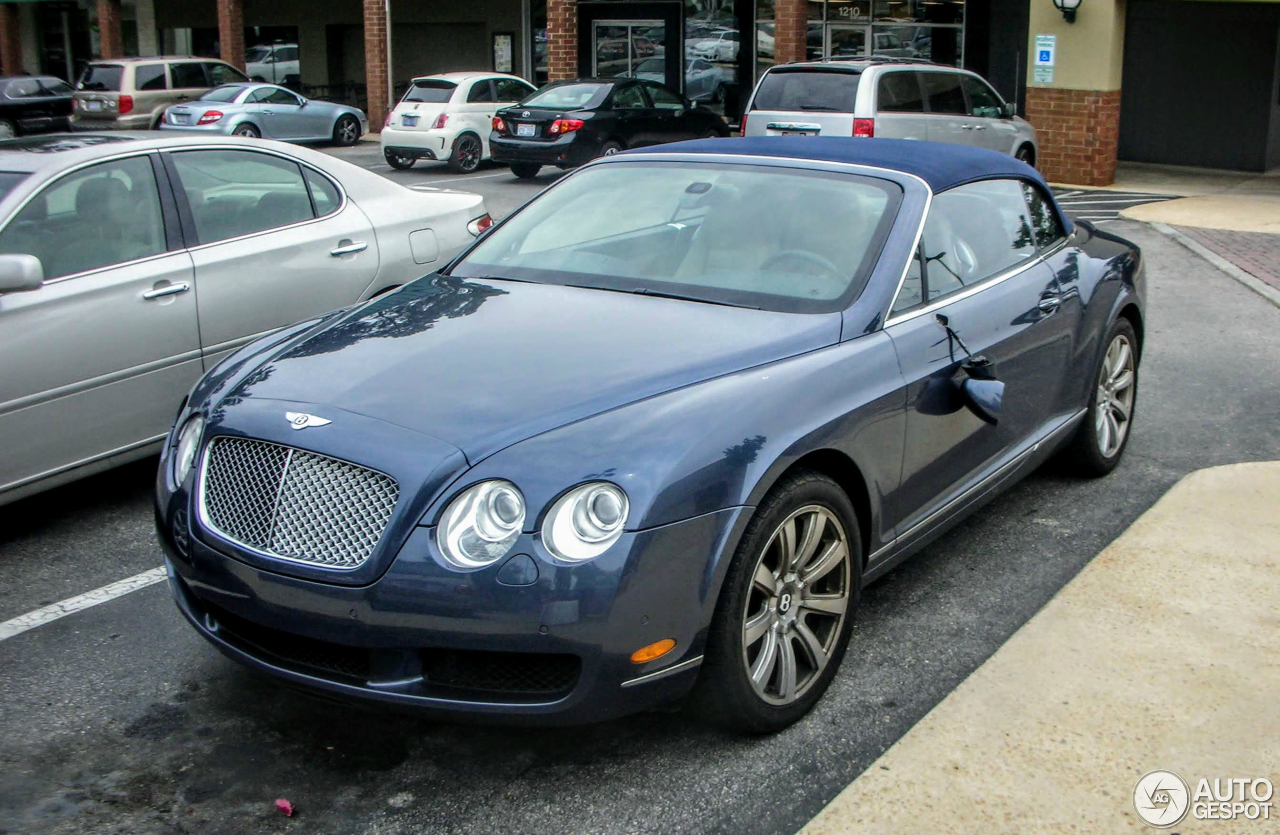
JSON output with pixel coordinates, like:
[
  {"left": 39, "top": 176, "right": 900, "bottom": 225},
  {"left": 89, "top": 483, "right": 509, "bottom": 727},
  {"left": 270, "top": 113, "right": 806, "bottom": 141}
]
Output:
[
  {"left": 694, "top": 470, "right": 861, "bottom": 733},
  {"left": 448, "top": 133, "right": 483, "bottom": 173},
  {"left": 333, "top": 115, "right": 360, "bottom": 147},
  {"left": 1015, "top": 144, "right": 1035, "bottom": 166},
  {"left": 1061, "top": 318, "right": 1139, "bottom": 476},
  {"left": 509, "top": 162, "right": 541, "bottom": 179}
]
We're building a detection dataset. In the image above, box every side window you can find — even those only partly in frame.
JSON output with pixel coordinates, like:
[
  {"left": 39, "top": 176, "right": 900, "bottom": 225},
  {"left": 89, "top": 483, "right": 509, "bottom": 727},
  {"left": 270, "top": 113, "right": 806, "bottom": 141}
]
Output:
[
  {"left": 40, "top": 78, "right": 74, "bottom": 96},
  {"left": 921, "top": 72, "right": 966, "bottom": 115},
  {"left": 611, "top": 83, "right": 647, "bottom": 109},
  {"left": 262, "top": 88, "right": 301, "bottom": 106},
  {"left": 962, "top": 76, "right": 1004, "bottom": 118},
  {"left": 920, "top": 179, "right": 1038, "bottom": 302},
  {"left": 644, "top": 83, "right": 684, "bottom": 110},
  {"left": 170, "top": 150, "right": 315, "bottom": 244},
  {"left": 493, "top": 78, "right": 532, "bottom": 102},
  {"left": 466, "top": 81, "right": 495, "bottom": 104},
  {"left": 135, "top": 64, "right": 168, "bottom": 91},
  {"left": 207, "top": 62, "right": 248, "bottom": 85},
  {"left": 170, "top": 62, "right": 208, "bottom": 89},
  {"left": 303, "top": 168, "right": 341, "bottom": 218},
  {"left": 891, "top": 247, "right": 925, "bottom": 314},
  {"left": 277, "top": 47, "right": 298, "bottom": 62},
  {"left": 876, "top": 72, "right": 924, "bottom": 113},
  {"left": 1021, "top": 182, "right": 1066, "bottom": 249},
  {"left": 0, "top": 156, "right": 166, "bottom": 280},
  {"left": 4, "top": 79, "right": 40, "bottom": 99}
]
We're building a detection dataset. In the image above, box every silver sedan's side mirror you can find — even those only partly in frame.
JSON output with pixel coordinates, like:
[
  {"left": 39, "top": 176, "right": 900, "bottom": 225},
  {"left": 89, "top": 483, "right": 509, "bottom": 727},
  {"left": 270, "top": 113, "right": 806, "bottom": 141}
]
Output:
[
  {"left": 0, "top": 253, "right": 44, "bottom": 293},
  {"left": 1002, "top": 102, "right": 1016, "bottom": 118}
]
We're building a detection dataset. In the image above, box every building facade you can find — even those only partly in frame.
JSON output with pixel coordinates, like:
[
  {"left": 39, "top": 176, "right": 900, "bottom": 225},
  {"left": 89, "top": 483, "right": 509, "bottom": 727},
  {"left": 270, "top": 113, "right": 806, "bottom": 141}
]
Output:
[{"left": 0, "top": 0, "right": 1277, "bottom": 183}]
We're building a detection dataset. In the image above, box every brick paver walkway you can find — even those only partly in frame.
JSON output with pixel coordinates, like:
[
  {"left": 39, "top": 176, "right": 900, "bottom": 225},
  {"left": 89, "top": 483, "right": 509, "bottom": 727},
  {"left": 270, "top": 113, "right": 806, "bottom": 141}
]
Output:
[{"left": 1173, "top": 225, "right": 1280, "bottom": 291}]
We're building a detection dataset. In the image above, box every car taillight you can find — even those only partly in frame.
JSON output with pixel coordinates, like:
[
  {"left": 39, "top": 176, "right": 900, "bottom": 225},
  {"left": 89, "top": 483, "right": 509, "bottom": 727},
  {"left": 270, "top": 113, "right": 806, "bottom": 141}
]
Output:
[
  {"left": 739, "top": 114, "right": 747, "bottom": 136},
  {"left": 853, "top": 118, "right": 874, "bottom": 138},
  {"left": 548, "top": 118, "right": 584, "bottom": 135},
  {"left": 118, "top": 95, "right": 134, "bottom": 115},
  {"left": 432, "top": 113, "right": 449, "bottom": 130},
  {"left": 492, "top": 116, "right": 506, "bottom": 132},
  {"left": 197, "top": 111, "right": 223, "bottom": 125},
  {"left": 384, "top": 111, "right": 392, "bottom": 128},
  {"left": 467, "top": 213, "right": 493, "bottom": 237}
]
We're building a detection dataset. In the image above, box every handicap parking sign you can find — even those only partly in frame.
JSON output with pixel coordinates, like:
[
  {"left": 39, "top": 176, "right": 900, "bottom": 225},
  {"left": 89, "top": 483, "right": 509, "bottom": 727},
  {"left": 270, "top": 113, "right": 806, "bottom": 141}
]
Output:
[
  {"left": 1034, "top": 35, "right": 1056, "bottom": 67},
  {"left": 1038, "top": 49, "right": 1052, "bottom": 63}
]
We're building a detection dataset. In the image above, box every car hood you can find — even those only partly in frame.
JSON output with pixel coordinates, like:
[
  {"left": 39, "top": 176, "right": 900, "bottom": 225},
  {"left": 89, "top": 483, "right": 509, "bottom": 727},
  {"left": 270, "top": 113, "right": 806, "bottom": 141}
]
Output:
[{"left": 220, "top": 275, "right": 841, "bottom": 463}]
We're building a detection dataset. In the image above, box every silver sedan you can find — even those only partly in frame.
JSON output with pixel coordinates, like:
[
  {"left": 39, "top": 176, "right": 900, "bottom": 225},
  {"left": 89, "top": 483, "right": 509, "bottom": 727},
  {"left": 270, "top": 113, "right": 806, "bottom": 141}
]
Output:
[
  {"left": 0, "top": 133, "right": 489, "bottom": 505},
  {"left": 158, "top": 83, "right": 367, "bottom": 146}
]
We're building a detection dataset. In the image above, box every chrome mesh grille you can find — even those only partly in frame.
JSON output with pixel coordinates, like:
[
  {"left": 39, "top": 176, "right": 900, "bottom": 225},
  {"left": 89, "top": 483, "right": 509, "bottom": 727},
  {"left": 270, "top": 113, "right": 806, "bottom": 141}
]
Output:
[{"left": 201, "top": 437, "right": 399, "bottom": 570}]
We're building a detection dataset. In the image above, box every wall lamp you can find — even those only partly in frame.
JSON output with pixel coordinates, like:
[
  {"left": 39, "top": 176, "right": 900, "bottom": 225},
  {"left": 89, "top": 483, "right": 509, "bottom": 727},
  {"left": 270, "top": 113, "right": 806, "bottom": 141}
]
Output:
[{"left": 1052, "top": 0, "right": 1083, "bottom": 23}]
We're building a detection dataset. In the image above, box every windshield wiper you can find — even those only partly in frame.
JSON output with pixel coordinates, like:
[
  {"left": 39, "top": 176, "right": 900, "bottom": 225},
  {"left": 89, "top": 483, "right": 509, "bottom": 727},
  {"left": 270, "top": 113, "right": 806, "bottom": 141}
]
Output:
[
  {"left": 631, "top": 287, "right": 760, "bottom": 310},
  {"left": 798, "top": 104, "right": 839, "bottom": 111}
]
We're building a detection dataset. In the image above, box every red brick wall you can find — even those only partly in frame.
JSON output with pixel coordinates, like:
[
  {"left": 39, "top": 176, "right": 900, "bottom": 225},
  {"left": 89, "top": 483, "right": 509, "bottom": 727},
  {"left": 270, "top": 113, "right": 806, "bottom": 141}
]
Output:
[
  {"left": 547, "top": 0, "right": 578, "bottom": 82},
  {"left": 97, "top": 0, "right": 123, "bottom": 59},
  {"left": 1025, "top": 87, "right": 1121, "bottom": 186},
  {"left": 773, "top": 0, "right": 808, "bottom": 64},
  {"left": 0, "top": 4, "right": 21, "bottom": 76},
  {"left": 363, "top": 0, "right": 390, "bottom": 132},
  {"left": 216, "top": 0, "right": 245, "bottom": 70}
]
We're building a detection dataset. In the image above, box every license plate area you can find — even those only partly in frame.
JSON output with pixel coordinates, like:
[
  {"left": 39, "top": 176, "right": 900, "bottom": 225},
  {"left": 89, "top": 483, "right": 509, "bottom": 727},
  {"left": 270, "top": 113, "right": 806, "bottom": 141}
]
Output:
[
  {"left": 516, "top": 123, "right": 536, "bottom": 137},
  {"left": 767, "top": 121, "right": 822, "bottom": 137},
  {"left": 779, "top": 130, "right": 817, "bottom": 136},
  {"left": 85, "top": 100, "right": 103, "bottom": 111},
  {"left": 402, "top": 114, "right": 418, "bottom": 127}
]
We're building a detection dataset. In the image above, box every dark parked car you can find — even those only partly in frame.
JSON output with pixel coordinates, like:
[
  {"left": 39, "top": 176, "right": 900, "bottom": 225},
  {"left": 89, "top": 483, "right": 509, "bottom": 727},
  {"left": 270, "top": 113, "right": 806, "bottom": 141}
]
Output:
[
  {"left": 0, "top": 76, "right": 74, "bottom": 139},
  {"left": 156, "top": 139, "right": 1145, "bottom": 732},
  {"left": 489, "top": 78, "right": 730, "bottom": 178}
]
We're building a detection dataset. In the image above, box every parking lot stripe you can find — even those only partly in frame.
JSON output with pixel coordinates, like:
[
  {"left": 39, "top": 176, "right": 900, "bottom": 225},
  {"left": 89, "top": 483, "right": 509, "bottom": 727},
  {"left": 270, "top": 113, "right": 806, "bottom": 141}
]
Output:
[{"left": 0, "top": 566, "right": 165, "bottom": 642}]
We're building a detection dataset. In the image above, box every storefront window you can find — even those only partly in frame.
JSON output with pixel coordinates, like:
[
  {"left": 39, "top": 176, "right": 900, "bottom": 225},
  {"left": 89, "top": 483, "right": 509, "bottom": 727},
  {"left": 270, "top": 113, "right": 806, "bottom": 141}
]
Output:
[
  {"left": 245, "top": 28, "right": 302, "bottom": 92},
  {"left": 531, "top": 0, "right": 548, "bottom": 86},
  {"left": 684, "top": 1, "right": 738, "bottom": 116},
  {"left": 757, "top": 0, "right": 776, "bottom": 84}
]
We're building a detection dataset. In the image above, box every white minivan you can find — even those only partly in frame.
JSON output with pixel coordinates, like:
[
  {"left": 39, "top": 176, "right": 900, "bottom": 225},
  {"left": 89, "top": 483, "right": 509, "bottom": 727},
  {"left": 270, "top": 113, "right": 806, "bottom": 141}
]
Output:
[
  {"left": 741, "top": 59, "right": 1038, "bottom": 165},
  {"left": 381, "top": 72, "right": 537, "bottom": 173}
]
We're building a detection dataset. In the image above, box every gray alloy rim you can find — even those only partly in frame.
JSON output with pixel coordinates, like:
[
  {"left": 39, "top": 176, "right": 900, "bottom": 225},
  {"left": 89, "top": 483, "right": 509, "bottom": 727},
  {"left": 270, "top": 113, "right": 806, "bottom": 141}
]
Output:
[
  {"left": 1017, "top": 147, "right": 1032, "bottom": 164},
  {"left": 338, "top": 117, "right": 359, "bottom": 144},
  {"left": 457, "top": 135, "right": 481, "bottom": 170},
  {"left": 0, "top": 121, "right": 14, "bottom": 140},
  {"left": 603, "top": 145, "right": 620, "bottom": 156},
  {"left": 741, "top": 505, "right": 851, "bottom": 706},
  {"left": 1095, "top": 333, "right": 1136, "bottom": 458},
  {"left": 234, "top": 125, "right": 258, "bottom": 137}
]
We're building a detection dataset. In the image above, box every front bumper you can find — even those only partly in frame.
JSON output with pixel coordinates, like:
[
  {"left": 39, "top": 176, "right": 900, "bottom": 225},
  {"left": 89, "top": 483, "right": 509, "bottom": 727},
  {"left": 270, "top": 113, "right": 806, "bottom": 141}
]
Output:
[
  {"left": 489, "top": 133, "right": 599, "bottom": 169},
  {"left": 159, "top": 491, "right": 747, "bottom": 724}
]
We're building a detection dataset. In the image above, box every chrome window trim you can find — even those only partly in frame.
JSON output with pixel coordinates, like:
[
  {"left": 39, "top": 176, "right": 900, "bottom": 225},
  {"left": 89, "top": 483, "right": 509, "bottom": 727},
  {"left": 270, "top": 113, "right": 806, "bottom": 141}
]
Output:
[
  {"left": 165, "top": 143, "right": 350, "bottom": 251},
  {"left": 195, "top": 436, "right": 399, "bottom": 573}
]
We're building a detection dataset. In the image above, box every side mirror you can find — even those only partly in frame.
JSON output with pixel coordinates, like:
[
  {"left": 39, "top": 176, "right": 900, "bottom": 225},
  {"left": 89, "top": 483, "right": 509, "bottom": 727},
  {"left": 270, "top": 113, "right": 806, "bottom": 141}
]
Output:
[
  {"left": 958, "top": 356, "right": 1004, "bottom": 425},
  {"left": 0, "top": 253, "right": 44, "bottom": 293},
  {"left": 1002, "top": 102, "right": 1016, "bottom": 118}
]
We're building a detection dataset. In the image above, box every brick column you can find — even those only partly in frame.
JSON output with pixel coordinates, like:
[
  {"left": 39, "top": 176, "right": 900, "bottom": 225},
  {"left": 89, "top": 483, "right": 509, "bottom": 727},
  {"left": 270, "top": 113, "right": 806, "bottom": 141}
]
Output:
[
  {"left": 97, "top": 0, "right": 123, "bottom": 59},
  {"left": 772, "top": 0, "right": 808, "bottom": 64},
  {"left": 363, "top": 0, "right": 390, "bottom": 132},
  {"left": 547, "top": 0, "right": 577, "bottom": 82},
  {"left": 216, "top": 0, "right": 245, "bottom": 71},
  {"left": 1025, "top": 89, "right": 1121, "bottom": 185},
  {"left": 0, "top": 4, "right": 21, "bottom": 76}
]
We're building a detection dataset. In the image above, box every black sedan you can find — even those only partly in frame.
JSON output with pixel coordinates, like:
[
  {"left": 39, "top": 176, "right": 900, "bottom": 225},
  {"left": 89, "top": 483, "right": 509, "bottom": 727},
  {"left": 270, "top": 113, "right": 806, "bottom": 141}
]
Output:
[
  {"left": 0, "top": 75, "right": 74, "bottom": 139},
  {"left": 490, "top": 78, "right": 730, "bottom": 178}
]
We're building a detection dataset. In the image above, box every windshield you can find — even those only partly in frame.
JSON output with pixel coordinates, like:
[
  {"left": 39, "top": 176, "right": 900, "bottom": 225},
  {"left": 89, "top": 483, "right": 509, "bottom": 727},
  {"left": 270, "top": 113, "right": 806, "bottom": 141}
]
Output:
[
  {"left": 635, "top": 58, "right": 665, "bottom": 73},
  {"left": 752, "top": 69, "right": 860, "bottom": 112},
  {"left": 522, "top": 82, "right": 609, "bottom": 110},
  {"left": 450, "top": 161, "right": 901, "bottom": 313},
  {"left": 77, "top": 64, "right": 123, "bottom": 92},
  {"left": 403, "top": 80, "right": 456, "bottom": 103},
  {"left": 201, "top": 85, "right": 247, "bottom": 102}
]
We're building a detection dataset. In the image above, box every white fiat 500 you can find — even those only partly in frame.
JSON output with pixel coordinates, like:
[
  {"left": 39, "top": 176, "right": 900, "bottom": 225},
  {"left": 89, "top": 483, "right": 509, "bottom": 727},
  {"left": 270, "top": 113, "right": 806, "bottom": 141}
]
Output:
[{"left": 381, "top": 72, "right": 537, "bottom": 173}]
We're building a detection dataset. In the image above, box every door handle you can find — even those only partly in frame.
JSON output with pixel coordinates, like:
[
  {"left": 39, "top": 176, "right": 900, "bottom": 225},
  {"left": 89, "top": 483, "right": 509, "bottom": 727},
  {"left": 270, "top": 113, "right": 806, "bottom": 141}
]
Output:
[
  {"left": 972, "top": 124, "right": 987, "bottom": 131},
  {"left": 330, "top": 240, "right": 368, "bottom": 257},
  {"left": 263, "top": 110, "right": 274, "bottom": 115},
  {"left": 143, "top": 282, "right": 190, "bottom": 300},
  {"left": 1037, "top": 294, "right": 1062, "bottom": 314},
  {"left": 960, "top": 124, "right": 973, "bottom": 130}
]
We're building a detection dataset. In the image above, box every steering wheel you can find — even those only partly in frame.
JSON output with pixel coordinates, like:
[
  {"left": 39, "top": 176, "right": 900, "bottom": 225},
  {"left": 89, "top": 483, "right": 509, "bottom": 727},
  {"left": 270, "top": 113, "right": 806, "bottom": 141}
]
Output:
[{"left": 760, "top": 249, "right": 843, "bottom": 279}]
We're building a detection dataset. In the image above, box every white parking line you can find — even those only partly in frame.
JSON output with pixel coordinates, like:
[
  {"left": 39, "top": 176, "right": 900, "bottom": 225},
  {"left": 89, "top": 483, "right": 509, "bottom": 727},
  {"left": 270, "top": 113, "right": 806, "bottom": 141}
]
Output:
[
  {"left": 407, "top": 171, "right": 515, "bottom": 188},
  {"left": 0, "top": 566, "right": 166, "bottom": 643}
]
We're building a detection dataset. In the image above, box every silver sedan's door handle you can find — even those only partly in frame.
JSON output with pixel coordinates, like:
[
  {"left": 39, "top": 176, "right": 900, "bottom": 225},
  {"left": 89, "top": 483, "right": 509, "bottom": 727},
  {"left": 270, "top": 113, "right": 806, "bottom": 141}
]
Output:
[
  {"left": 143, "top": 282, "right": 190, "bottom": 300},
  {"left": 263, "top": 110, "right": 274, "bottom": 115},
  {"left": 972, "top": 124, "right": 987, "bottom": 131},
  {"left": 1038, "top": 294, "right": 1062, "bottom": 314},
  {"left": 959, "top": 124, "right": 973, "bottom": 130},
  {"left": 330, "top": 240, "right": 368, "bottom": 257}
]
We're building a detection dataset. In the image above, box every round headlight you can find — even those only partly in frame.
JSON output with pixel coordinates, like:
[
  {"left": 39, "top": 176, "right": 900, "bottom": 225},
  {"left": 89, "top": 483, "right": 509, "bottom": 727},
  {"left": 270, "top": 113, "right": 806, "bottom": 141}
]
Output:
[
  {"left": 173, "top": 415, "right": 205, "bottom": 484},
  {"left": 543, "top": 482, "right": 629, "bottom": 562},
  {"left": 437, "top": 480, "right": 526, "bottom": 568}
]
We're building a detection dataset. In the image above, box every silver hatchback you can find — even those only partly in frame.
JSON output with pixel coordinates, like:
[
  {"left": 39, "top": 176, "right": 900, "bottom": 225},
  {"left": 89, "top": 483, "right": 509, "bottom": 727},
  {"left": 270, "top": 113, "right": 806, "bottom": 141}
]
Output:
[
  {"left": 0, "top": 134, "right": 489, "bottom": 506},
  {"left": 742, "top": 60, "right": 1038, "bottom": 165}
]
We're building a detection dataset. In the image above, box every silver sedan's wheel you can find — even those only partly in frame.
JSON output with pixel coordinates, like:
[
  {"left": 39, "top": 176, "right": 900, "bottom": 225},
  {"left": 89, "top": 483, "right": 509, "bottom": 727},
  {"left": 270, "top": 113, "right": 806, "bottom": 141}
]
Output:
[
  {"left": 0, "top": 119, "right": 15, "bottom": 140},
  {"left": 741, "top": 505, "right": 851, "bottom": 706},
  {"left": 1095, "top": 333, "right": 1136, "bottom": 458},
  {"left": 233, "top": 124, "right": 260, "bottom": 138}
]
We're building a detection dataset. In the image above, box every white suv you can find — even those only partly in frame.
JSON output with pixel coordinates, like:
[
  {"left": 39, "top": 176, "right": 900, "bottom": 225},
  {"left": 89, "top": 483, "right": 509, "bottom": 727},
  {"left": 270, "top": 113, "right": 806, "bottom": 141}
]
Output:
[
  {"left": 742, "top": 60, "right": 1038, "bottom": 165},
  {"left": 381, "top": 72, "right": 537, "bottom": 173}
]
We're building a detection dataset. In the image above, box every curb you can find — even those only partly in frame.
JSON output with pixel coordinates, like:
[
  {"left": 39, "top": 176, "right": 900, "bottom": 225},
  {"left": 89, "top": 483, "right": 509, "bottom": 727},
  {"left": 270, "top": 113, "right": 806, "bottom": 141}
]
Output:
[{"left": 1148, "top": 221, "right": 1280, "bottom": 310}]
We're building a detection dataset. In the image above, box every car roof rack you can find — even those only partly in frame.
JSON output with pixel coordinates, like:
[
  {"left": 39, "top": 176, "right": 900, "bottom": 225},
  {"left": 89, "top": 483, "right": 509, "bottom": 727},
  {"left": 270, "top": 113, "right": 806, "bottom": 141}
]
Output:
[{"left": 781, "top": 56, "right": 944, "bottom": 68}]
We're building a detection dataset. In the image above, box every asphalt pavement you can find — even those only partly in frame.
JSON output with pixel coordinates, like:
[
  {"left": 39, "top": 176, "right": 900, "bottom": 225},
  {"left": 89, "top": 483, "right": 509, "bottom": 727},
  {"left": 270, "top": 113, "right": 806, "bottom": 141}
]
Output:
[{"left": 2, "top": 156, "right": 1278, "bottom": 835}]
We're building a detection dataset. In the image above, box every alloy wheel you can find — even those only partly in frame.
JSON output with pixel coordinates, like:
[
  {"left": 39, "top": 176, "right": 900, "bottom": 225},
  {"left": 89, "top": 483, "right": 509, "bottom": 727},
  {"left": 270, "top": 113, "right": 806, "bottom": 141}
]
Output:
[
  {"left": 741, "top": 505, "right": 851, "bottom": 706},
  {"left": 457, "top": 136, "right": 481, "bottom": 171},
  {"left": 338, "top": 118, "right": 359, "bottom": 144},
  {"left": 1095, "top": 333, "right": 1135, "bottom": 458},
  {"left": 0, "top": 121, "right": 14, "bottom": 140},
  {"left": 234, "top": 125, "right": 258, "bottom": 137}
]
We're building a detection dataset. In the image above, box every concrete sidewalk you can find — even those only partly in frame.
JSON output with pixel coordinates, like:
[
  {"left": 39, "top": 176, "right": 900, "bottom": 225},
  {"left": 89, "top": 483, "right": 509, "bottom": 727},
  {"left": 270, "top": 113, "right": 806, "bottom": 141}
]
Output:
[{"left": 800, "top": 463, "right": 1280, "bottom": 834}]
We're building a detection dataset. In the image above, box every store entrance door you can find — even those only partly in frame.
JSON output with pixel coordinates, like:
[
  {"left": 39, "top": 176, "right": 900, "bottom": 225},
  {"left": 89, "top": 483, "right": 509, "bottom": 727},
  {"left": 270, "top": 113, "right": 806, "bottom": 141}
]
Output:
[{"left": 579, "top": 2, "right": 683, "bottom": 93}]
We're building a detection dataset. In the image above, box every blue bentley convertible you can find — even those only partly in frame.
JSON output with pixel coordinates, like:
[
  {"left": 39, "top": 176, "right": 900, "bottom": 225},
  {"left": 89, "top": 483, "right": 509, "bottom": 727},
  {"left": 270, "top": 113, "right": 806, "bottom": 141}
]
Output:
[{"left": 155, "top": 138, "right": 1144, "bottom": 732}]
